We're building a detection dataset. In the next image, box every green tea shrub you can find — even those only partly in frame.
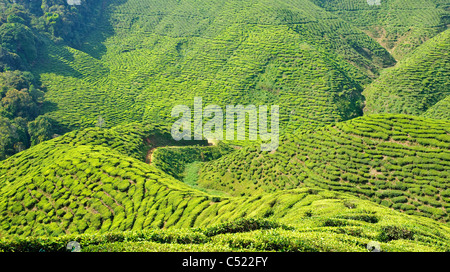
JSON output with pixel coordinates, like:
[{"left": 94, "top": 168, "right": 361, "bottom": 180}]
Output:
[{"left": 378, "top": 226, "right": 414, "bottom": 242}]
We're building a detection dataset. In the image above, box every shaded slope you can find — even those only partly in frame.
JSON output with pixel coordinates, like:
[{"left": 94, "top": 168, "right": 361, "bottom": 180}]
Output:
[
  {"left": 198, "top": 114, "right": 450, "bottom": 221},
  {"left": 53, "top": 122, "right": 169, "bottom": 161},
  {"left": 151, "top": 143, "right": 234, "bottom": 181},
  {"left": 363, "top": 29, "right": 450, "bottom": 116},
  {"left": 311, "top": 0, "right": 450, "bottom": 59}
]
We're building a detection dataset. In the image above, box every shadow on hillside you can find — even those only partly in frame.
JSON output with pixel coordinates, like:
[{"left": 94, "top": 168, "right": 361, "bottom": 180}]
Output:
[
  {"left": 39, "top": 101, "right": 73, "bottom": 135},
  {"left": 29, "top": 0, "right": 131, "bottom": 135},
  {"left": 79, "top": 0, "right": 129, "bottom": 59}
]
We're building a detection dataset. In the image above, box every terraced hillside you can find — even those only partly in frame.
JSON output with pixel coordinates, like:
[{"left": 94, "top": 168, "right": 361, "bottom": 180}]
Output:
[
  {"left": 0, "top": 123, "right": 449, "bottom": 252},
  {"left": 151, "top": 143, "right": 234, "bottom": 181},
  {"left": 312, "top": 0, "right": 450, "bottom": 60},
  {"left": 363, "top": 29, "right": 449, "bottom": 117},
  {"left": 0, "top": 0, "right": 449, "bottom": 253},
  {"left": 34, "top": 0, "right": 396, "bottom": 134},
  {"left": 422, "top": 95, "right": 450, "bottom": 120},
  {"left": 197, "top": 115, "right": 450, "bottom": 222}
]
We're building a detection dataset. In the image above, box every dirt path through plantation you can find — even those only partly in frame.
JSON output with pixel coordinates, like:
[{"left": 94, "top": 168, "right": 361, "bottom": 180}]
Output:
[
  {"left": 145, "top": 147, "right": 156, "bottom": 164},
  {"left": 144, "top": 137, "right": 217, "bottom": 165}
]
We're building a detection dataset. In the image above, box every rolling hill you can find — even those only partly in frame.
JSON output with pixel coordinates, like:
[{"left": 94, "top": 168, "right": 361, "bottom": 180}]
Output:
[
  {"left": 422, "top": 95, "right": 450, "bottom": 120},
  {"left": 196, "top": 114, "right": 450, "bottom": 222},
  {"left": 363, "top": 29, "right": 449, "bottom": 116},
  {"left": 0, "top": 0, "right": 449, "bottom": 253},
  {"left": 311, "top": 0, "right": 450, "bottom": 60},
  {"left": 34, "top": 0, "right": 397, "bottom": 135},
  {"left": 0, "top": 122, "right": 449, "bottom": 252}
]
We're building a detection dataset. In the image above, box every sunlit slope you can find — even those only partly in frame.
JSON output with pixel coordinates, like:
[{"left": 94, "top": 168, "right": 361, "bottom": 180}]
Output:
[
  {"left": 198, "top": 114, "right": 450, "bottom": 221},
  {"left": 311, "top": 0, "right": 449, "bottom": 59},
  {"left": 0, "top": 122, "right": 448, "bottom": 252},
  {"left": 0, "top": 123, "right": 211, "bottom": 237},
  {"left": 363, "top": 29, "right": 449, "bottom": 116},
  {"left": 1, "top": 146, "right": 450, "bottom": 252},
  {"left": 35, "top": 0, "right": 395, "bottom": 133},
  {"left": 2, "top": 202, "right": 450, "bottom": 252}
]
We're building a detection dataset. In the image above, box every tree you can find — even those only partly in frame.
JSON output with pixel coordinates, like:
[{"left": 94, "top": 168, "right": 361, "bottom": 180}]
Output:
[
  {"left": 0, "top": 23, "right": 37, "bottom": 65},
  {"left": 96, "top": 116, "right": 106, "bottom": 128},
  {"left": 1, "top": 88, "right": 38, "bottom": 119},
  {"left": 28, "top": 84, "right": 45, "bottom": 103},
  {"left": 27, "top": 115, "right": 54, "bottom": 146},
  {"left": 0, "top": 70, "right": 34, "bottom": 94}
]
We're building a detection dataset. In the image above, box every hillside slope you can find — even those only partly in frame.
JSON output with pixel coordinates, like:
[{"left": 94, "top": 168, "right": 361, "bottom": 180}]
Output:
[
  {"left": 197, "top": 114, "right": 450, "bottom": 222},
  {"left": 311, "top": 0, "right": 450, "bottom": 59},
  {"left": 0, "top": 124, "right": 449, "bottom": 252},
  {"left": 34, "top": 0, "right": 395, "bottom": 134},
  {"left": 422, "top": 95, "right": 450, "bottom": 120},
  {"left": 0, "top": 0, "right": 449, "bottom": 253},
  {"left": 363, "top": 29, "right": 449, "bottom": 116}
]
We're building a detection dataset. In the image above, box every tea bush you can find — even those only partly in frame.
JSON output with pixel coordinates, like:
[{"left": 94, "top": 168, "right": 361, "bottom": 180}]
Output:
[{"left": 198, "top": 115, "right": 450, "bottom": 221}]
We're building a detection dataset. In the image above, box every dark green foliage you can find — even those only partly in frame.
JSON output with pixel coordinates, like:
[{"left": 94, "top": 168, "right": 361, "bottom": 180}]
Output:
[
  {"left": 197, "top": 218, "right": 293, "bottom": 237},
  {"left": 378, "top": 225, "right": 414, "bottom": 242},
  {"left": 0, "top": 0, "right": 102, "bottom": 47},
  {"left": 0, "top": 116, "right": 28, "bottom": 159},
  {"left": 0, "top": 0, "right": 103, "bottom": 158},
  {"left": 1, "top": 89, "right": 37, "bottom": 119},
  {"left": 0, "top": 46, "right": 22, "bottom": 71},
  {"left": 338, "top": 214, "right": 379, "bottom": 224},
  {"left": 0, "top": 23, "right": 37, "bottom": 65},
  {"left": 27, "top": 116, "right": 55, "bottom": 146},
  {"left": 312, "top": 0, "right": 449, "bottom": 60}
]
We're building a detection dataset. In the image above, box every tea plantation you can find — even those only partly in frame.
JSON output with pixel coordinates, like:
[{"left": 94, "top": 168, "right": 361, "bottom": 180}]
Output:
[
  {"left": 0, "top": 120, "right": 448, "bottom": 251},
  {"left": 422, "top": 95, "right": 450, "bottom": 121},
  {"left": 0, "top": 0, "right": 449, "bottom": 253},
  {"left": 198, "top": 115, "right": 450, "bottom": 222},
  {"left": 34, "top": 0, "right": 398, "bottom": 135},
  {"left": 311, "top": 0, "right": 450, "bottom": 60},
  {"left": 363, "top": 29, "right": 450, "bottom": 117},
  {"left": 0, "top": 133, "right": 448, "bottom": 251}
]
